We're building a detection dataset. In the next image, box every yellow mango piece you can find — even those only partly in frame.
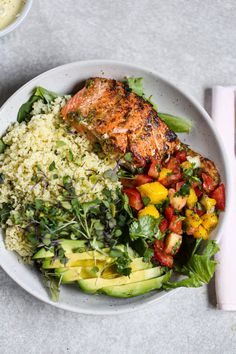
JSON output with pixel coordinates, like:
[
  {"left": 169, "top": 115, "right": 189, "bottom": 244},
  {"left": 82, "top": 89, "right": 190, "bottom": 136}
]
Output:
[
  {"left": 193, "top": 225, "right": 209, "bottom": 240},
  {"left": 137, "top": 182, "right": 168, "bottom": 204},
  {"left": 158, "top": 168, "right": 172, "bottom": 181},
  {"left": 186, "top": 188, "right": 198, "bottom": 209},
  {"left": 138, "top": 204, "right": 160, "bottom": 219},
  {"left": 201, "top": 213, "right": 218, "bottom": 231},
  {"left": 185, "top": 209, "right": 202, "bottom": 228},
  {"left": 181, "top": 161, "right": 192, "bottom": 170},
  {"left": 201, "top": 195, "right": 216, "bottom": 211}
]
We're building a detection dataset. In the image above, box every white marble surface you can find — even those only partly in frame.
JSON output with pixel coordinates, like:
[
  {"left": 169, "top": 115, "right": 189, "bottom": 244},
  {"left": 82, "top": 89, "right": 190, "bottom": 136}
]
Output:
[{"left": 1, "top": 1, "right": 236, "bottom": 353}]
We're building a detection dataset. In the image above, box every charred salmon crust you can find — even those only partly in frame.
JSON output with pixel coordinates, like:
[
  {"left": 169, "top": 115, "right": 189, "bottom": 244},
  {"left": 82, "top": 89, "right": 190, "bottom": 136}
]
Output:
[{"left": 61, "top": 77, "right": 178, "bottom": 166}]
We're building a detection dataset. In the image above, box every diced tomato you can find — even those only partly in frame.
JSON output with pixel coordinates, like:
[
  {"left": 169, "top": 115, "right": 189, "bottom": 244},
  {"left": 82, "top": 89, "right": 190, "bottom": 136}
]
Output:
[
  {"left": 191, "top": 181, "right": 199, "bottom": 189},
  {"left": 211, "top": 183, "right": 225, "bottom": 211},
  {"left": 195, "top": 209, "right": 205, "bottom": 216},
  {"left": 175, "top": 150, "right": 187, "bottom": 163},
  {"left": 135, "top": 174, "right": 153, "bottom": 186},
  {"left": 122, "top": 188, "right": 143, "bottom": 211},
  {"left": 193, "top": 186, "right": 203, "bottom": 198},
  {"left": 166, "top": 157, "right": 180, "bottom": 174},
  {"left": 159, "top": 171, "right": 182, "bottom": 187},
  {"left": 202, "top": 173, "right": 215, "bottom": 194},
  {"left": 176, "top": 181, "right": 184, "bottom": 192},
  {"left": 153, "top": 240, "right": 173, "bottom": 268},
  {"left": 164, "top": 205, "right": 174, "bottom": 222},
  {"left": 191, "top": 180, "right": 202, "bottom": 197},
  {"left": 121, "top": 174, "right": 153, "bottom": 188},
  {"left": 120, "top": 178, "right": 136, "bottom": 188},
  {"left": 169, "top": 215, "right": 183, "bottom": 234},
  {"left": 159, "top": 218, "right": 168, "bottom": 233},
  {"left": 148, "top": 160, "right": 160, "bottom": 179}
]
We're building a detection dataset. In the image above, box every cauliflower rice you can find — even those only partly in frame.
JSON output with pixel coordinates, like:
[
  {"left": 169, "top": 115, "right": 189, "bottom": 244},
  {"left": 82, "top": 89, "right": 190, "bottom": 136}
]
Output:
[{"left": 0, "top": 96, "right": 121, "bottom": 257}]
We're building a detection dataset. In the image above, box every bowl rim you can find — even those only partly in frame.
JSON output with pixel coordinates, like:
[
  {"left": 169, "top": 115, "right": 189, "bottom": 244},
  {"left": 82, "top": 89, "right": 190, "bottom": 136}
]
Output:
[
  {"left": 0, "top": 59, "right": 232, "bottom": 315},
  {"left": 0, "top": 0, "right": 33, "bottom": 38}
]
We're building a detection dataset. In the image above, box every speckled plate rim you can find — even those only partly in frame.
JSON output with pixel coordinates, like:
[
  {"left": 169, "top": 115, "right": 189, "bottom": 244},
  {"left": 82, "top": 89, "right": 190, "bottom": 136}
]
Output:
[{"left": 0, "top": 60, "right": 232, "bottom": 315}]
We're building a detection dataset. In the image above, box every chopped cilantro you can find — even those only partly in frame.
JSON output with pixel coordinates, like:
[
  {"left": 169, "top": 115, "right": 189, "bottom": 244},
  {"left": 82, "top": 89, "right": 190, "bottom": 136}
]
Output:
[
  {"left": 143, "top": 248, "right": 154, "bottom": 262},
  {"left": 68, "top": 150, "right": 74, "bottom": 162},
  {"left": 56, "top": 140, "right": 66, "bottom": 148},
  {"left": 142, "top": 196, "right": 151, "bottom": 206},
  {"left": 129, "top": 215, "right": 160, "bottom": 241},
  {"left": 124, "top": 152, "right": 133, "bottom": 162},
  {"left": 175, "top": 182, "right": 191, "bottom": 196},
  {"left": 49, "top": 161, "right": 56, "bottom": 171}
]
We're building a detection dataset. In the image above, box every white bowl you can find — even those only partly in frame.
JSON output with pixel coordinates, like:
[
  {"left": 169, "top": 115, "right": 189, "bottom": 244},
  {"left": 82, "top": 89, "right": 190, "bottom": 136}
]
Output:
[
  {"left": 0, "top": 0, "right": 33, "bottom": 38},
  {"left": 0, "top": 60, "right": 232, "bottom": 315}
]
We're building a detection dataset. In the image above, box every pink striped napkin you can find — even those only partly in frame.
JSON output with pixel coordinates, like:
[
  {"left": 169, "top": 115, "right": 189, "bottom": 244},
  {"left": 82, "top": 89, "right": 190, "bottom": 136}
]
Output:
[{"left": 212, "top": 86, "right": 236, "bottom": 311}]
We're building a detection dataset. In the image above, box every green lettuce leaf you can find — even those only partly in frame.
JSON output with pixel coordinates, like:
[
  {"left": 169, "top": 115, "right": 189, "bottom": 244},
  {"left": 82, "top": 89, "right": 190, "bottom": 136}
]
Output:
[
  {"left": 126, "top": 77, "right": 192, "bottom": 133},
  {"left": 17, "top": 87, "right": 61, "bottom": 123},
  {"left": 163, "top": 239, "right": 219, "bottom": 289}
]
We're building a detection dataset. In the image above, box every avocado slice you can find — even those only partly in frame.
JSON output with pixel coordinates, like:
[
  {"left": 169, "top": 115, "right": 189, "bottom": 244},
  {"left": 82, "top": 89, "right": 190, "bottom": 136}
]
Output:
[
  {"left": 101, "top": 257, "right": 152, "bottom": 279},
  {"left": 78, "top": 267, "right": 163, "bottom": 294},
  {"left": 55, "top": 257, "right": 153, "bottom": 283},
  {"left": 55, "top": 267, "right": 82, "bottom": 283},
  {"left": 33, "top": 239, "right": 88, "bottom": 259},
  {"left": 55, "top": 266, "right": 101, "bottom": 283},
  {"left": 44, "top": 258, "right": 107, "bottom": 269},
  {"left": 42, "top": 249, "right": 111, "bottom": 269},
  {"left": 101, "top": 272, "right": 171, "bottom": 298}
]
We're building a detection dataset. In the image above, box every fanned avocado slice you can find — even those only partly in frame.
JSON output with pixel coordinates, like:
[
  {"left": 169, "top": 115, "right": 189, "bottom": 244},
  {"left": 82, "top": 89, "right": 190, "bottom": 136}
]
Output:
[
  {"left": 100, "top": 272, "right": 171, "bottom": 298},
  {"left": 54, "top": 257, "right": 153, "bottom": 283},
  {"left": 78, "top": 267, "right": 164, "bottom": 294},
  {"left": 55, "top": 266, "right": 101, "bottom": 283},
  {"left": 42, "top": 249, "right": 111, "bottom": 269},
  {"left": 33, "top": 239, "right": 88, "bottom": 259}
]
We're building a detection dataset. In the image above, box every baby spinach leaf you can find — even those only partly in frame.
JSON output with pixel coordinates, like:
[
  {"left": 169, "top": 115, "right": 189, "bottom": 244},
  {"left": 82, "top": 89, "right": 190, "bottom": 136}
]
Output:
[
  {"left": 34, "top": 86, "right": 60, "bottom": 104},
  {"left": 126, "top": 77, "right": 192, "bottom": 133},
  {"left": 17, "top": 86, "right": 61, "bottom": 123},
  {"left": 0, "top": 139, "right": 6, "bottom": 153},
  {"left": 17, "top": 95, "right": 39, "bottom": 123},
  {"left": 158, "top": 113, "right": 192, "bottom": 133},
  {"left": 127, "top": 77, "right": 144, "bottom": 96}
]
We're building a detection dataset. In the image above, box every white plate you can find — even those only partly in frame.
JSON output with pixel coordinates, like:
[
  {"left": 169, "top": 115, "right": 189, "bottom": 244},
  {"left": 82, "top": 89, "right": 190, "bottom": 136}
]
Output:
[{"left": 0, "top": 60, "right": 231, "bottom": 315}]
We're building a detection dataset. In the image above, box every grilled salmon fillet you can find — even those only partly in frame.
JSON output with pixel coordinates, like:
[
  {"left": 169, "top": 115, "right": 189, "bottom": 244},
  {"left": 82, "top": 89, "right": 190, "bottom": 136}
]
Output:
[
  {"left": 61, "top": 77, "right": 178, "bottom": 166},
  {"left": 61, "top": 77, "right": 220, "bottom": 185}
]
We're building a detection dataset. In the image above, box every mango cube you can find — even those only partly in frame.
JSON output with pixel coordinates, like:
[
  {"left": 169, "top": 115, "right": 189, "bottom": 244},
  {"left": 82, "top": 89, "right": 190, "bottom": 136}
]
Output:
[
  {"left": 138, "top": 205, "right": 160, "bottom": 219},
  {"left": 137, "top": 182, "right": 168, "bottom": 204}
]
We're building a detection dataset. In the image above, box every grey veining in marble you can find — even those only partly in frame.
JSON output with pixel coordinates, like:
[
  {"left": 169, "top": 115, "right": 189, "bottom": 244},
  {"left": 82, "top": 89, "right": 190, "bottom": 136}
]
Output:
[{"left": 1, "top": 1, "right": 236, "bottom": 353}]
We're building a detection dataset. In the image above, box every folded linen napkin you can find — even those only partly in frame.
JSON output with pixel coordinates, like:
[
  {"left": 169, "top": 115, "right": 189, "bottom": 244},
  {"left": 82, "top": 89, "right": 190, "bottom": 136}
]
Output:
[{"left": 212, "top": 86, "right": 236, "bottom": 311}]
